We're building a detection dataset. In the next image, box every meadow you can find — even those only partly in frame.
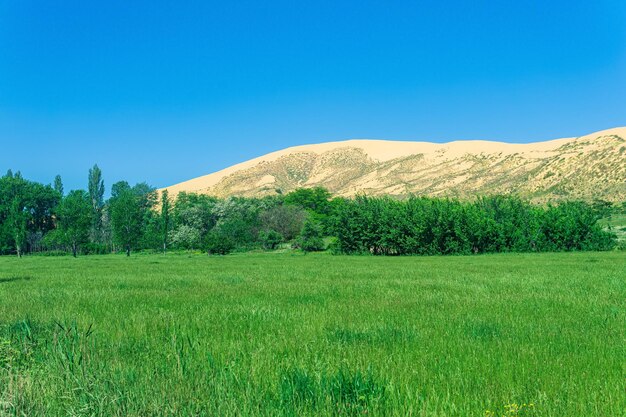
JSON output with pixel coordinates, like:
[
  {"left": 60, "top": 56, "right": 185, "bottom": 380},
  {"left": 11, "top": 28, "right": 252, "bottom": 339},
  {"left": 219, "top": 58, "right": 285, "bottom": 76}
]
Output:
[{"left": 0, "top": 252, "right": 624, "bottom": 416}]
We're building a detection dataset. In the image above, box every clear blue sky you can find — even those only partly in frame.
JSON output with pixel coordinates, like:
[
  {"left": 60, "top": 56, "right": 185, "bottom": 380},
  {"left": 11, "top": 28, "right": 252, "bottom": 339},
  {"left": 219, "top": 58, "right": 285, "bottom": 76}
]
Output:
[{"left": 1, "top": 1, "right": 625, "bottom": 193}]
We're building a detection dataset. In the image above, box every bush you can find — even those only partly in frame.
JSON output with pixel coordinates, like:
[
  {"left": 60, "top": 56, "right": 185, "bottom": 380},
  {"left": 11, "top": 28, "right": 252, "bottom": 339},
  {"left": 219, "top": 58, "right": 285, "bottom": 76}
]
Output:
[
  {"left": 205, "top": 230, "right": 235, "bottom": 255},
  {"left": 259, "top": 230, "right": 283, "bottom": 250},
  {"left": 169, "top": 224, "right": 201, "bottom": 250},
  {"left": 296, "top": 219, "right": 325, "bottom": 252}
]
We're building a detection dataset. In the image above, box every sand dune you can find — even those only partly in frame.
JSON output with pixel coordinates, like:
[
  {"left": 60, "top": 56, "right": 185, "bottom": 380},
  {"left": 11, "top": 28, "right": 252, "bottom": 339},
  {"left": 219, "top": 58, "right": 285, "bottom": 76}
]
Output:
[{"left": 162, "top": 127, "right": 626, "bottom": 202}]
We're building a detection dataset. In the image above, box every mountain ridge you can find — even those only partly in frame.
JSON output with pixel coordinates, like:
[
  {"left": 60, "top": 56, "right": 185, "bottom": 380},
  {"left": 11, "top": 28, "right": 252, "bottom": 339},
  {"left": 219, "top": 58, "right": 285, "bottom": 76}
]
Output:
[{"left": 162, "top": 127, "right": 626, "bottom": 202}]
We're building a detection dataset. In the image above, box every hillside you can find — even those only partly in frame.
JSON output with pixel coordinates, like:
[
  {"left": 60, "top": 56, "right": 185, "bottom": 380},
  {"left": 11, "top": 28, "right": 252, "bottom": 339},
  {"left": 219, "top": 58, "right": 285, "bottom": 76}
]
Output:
[{"left": 162, "top": 127, "right": 626, "bottom": 202}]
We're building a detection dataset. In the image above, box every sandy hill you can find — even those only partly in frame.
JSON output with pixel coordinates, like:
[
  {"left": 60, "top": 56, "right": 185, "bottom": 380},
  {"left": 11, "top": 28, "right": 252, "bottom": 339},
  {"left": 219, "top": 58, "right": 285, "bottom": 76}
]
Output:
[{"left": 162, "top": 127, "right": 626, "bottom": 202}]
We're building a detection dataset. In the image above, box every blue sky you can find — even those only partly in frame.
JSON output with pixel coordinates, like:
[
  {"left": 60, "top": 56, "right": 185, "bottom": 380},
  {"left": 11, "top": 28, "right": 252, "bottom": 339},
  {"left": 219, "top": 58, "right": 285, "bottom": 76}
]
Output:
[{"left": 1, "top": 1, "right": 625, "bottom": 192}]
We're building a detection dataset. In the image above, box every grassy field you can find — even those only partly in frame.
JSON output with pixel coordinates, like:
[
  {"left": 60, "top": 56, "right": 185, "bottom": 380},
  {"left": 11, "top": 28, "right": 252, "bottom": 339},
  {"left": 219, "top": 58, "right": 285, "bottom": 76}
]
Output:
[{"left": 0, "top": 252, "right": 624, "bottom": 416}]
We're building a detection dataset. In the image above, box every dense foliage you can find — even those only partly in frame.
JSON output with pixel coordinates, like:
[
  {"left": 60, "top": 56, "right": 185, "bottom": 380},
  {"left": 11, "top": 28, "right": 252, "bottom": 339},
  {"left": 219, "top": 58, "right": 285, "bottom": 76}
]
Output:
[
  {"left": 0, "top": 168, "right": 619, "bottom": 256},
  {"left": 0, "top": 171, "right": 59, "bottom": 256},
  {"left": 331, "top": 196, "right": 616, "bottom": 255}
]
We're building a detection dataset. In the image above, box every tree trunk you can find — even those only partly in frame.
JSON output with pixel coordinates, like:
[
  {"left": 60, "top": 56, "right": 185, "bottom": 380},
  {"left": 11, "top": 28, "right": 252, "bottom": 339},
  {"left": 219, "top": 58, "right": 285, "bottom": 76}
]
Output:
[
  {"left": 16, "top": 244, "right": 21, "bottom": 258},
  {"left": 126, "top": 245, "right": 131, "bottom": 257},
  {"left": 72, "top": 243, "right": 77, "bottom": 258}
]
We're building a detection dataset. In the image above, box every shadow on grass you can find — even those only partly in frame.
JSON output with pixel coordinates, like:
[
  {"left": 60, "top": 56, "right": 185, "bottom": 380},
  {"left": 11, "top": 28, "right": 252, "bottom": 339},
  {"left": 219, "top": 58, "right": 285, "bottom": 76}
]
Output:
[{"left": 0, "top": 275, "right": 33, "bottom": 284}]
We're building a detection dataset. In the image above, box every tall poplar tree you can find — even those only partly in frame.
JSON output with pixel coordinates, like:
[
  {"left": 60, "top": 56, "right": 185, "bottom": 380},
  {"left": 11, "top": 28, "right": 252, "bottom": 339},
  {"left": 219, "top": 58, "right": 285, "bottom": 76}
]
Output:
[
  {"left": 88, "top": 164, "right": 105, "bottom": 242},
  {"left": 160, "top": 190, "right": 171, "bottom": 254},
  {"left": 53, "top": 175, "right": 64, "bottom": 196}
]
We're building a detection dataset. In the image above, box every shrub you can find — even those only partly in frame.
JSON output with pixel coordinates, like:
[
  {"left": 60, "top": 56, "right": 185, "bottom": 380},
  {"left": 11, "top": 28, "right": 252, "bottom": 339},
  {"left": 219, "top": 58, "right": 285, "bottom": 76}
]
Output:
[
  {"left": 169, "top": 224, "right": 201, "bottom": 250},
  {"left": 295, "top": 219, "right": 325, "bottom": 252},
  {"left": 205, "top": 230, "right": 235, "bottom": 255},
  {"left": 259, "top": 230, "right": 283, "bottom": 250}
]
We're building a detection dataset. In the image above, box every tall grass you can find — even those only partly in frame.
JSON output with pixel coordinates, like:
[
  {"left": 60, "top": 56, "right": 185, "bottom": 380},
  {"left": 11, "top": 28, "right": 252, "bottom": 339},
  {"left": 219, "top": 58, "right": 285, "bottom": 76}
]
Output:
[{"left": 0, "top": 252, "right": 624, "bottom": 416}]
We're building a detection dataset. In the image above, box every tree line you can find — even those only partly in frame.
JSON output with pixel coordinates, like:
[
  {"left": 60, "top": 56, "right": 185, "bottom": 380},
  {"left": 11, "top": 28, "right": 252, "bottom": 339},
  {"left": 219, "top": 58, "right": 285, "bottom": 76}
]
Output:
[
  {"left": 331, "top": 195, "right": 617, "bottom": 254},
  {"left": 0, "top": 167, "right": 620, "bottom": 257}
]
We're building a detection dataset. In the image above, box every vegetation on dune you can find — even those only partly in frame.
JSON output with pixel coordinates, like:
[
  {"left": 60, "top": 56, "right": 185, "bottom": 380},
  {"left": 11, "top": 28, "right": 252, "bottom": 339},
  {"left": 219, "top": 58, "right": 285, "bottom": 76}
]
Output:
[
  {"left": 0, "top": 168, "right": 622, "bottom": 257},
  {"left": 0, "top": 252, "right": 623, "bottom": 415},
  {"left": 167, "top": 131, "right": 626, "bottom": 202}
]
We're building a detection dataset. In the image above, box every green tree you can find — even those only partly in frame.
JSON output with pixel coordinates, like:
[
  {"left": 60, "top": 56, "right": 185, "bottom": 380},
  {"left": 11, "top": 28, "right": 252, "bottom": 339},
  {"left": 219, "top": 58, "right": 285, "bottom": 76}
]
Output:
[
  {"left": 296, "top": 218, "right": 325, "bottom": 253},
  {"left": 55, "top": 190, "right": 91, "bottom": 257},
  {"left": 160, "top": 190, "right": 171, "bottom": 253},
  {"left": 212, "top": 197, "right": 260, "bottom": 248},
  {"left": 7, "top": 198, "right": 28, "bottom": 257},
  {"left": 0, "top": 173, "right": 59, "bottom": 256},
  {"left": 88, "top": 164, "right": 105, "bottom": 241},
  {"left": 285, "top": 187, "right": 331, "bottom": 215},
  {"left": 170, "top": 192, "right": 218, "bottom": 249},
  {"left": 259, "top": 205, "right": 306, "bottom": 241},
  {"left": 205, "top": 229, "right": 235, "bottom": 255},
  {"left": 109, "top": 182, "right": 155, "bottom": 256},
  {"left": 170, "top": 224, "right": 201, "bottom": 249},
  {"left": 259, "top": 229, "right": 283, "bottom": 250},
  {"left": 53, "top": 175, "right": 64, "bottom": 197}
]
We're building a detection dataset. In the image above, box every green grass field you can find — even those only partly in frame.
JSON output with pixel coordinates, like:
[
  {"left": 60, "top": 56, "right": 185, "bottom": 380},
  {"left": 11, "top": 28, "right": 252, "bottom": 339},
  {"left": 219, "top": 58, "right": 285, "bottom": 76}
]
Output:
[{"left": 0, "top": 252, "right": 624, "bottom": 416}]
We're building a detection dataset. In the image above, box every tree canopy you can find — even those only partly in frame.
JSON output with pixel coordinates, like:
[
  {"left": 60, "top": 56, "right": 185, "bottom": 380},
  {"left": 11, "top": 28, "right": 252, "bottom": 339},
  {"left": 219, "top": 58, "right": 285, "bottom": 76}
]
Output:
[{"left": 0, "top": 168, "right": 620, "bottom": 257}]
